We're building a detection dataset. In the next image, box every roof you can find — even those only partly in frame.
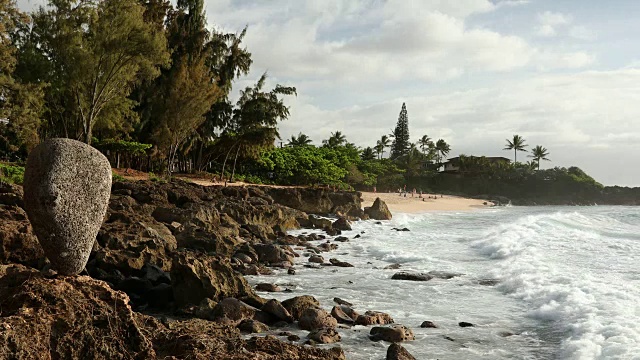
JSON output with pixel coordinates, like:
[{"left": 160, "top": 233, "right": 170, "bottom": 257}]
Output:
[{"left": 444, "top": 156, "right": 511, "bottom": 164}]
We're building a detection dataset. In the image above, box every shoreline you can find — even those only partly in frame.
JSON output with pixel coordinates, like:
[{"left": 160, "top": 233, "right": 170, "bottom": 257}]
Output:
[{"left": 361, "top": 191, "right": 490, "bottom": 213}]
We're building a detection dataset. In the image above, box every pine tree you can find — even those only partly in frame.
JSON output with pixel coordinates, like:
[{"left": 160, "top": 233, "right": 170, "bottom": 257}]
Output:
[{"left": 390, "top": 102, "right": 410, "bottom": 159}]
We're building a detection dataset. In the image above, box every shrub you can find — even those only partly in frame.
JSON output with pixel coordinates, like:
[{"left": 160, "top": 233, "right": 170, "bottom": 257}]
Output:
[{"left": 0, "top": 163, "right": 25, "bottom": 184}]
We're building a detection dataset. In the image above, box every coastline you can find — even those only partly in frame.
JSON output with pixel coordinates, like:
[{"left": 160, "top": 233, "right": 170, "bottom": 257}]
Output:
[{"left": 361, "top": 191, "right": 490, "bottom": 213}]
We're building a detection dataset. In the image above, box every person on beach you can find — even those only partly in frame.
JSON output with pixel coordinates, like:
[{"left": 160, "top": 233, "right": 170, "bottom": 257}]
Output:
[{"left": 373, "top": 186, "right": 377, "bottom": 193}]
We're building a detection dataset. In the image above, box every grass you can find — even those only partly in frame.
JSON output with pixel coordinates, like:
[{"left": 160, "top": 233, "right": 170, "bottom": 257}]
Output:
[{"left": 0, "top": 163, "right": 25, "bottom": 185}]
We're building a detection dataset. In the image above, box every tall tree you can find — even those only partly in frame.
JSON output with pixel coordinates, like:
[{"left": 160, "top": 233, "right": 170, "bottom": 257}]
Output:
[
  {"left": 287, "top": 132, "right": 312, "bottom": 147},
  {"left": 418, "top": 134, "right": 431, "bottom": 154},
  {"left": 361, "top": 146, "right": 376, "bottom": 161},
  {"left": 504, "top": 134, "right": 528, "bottom": 163},
  {"left": 528, "top": 145, "right": 550, "bottom": 170},
  {"left": 322, "top": 131, "right": 346, "bottom": 148},
  {"left": 375, "top": 134, "right": 391, "bottom": 159},
  {"left": 31, "top": 0, "right": 170, "bottom": 144},
  {"left": 435, "top": 139, "right": 451, "bottom": 165},
  {"left": 390, "top": 103, "right": 410, "bottom": 159}
]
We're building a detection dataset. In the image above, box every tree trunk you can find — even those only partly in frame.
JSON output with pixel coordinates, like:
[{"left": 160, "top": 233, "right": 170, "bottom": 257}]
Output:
[
  {"left": 230, "top": 146, "right": 240, "bottom": 182},
  {"left": 220, "top": 142, "right": 238, "bottom": 182}
]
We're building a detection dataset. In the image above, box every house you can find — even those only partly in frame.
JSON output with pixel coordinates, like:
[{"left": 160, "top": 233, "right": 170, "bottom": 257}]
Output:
[{"left": 441, "top": 156, "right": 510, "bottom": 173}]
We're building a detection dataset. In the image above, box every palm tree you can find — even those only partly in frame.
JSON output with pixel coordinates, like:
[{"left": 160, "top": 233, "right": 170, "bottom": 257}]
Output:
[
  {"left": 503, "top": 134, "right": 528, "bottom": 163},
  {"left": 375, "top": 135, "right": 391, "bottom": 159},
  {"left": 418, "top": 135, "right": 431, "bottom": 154},
  {"left": 435, "top": 139, "right": 451, "bottom": 165},
  {"left": 322, "top": 131, "right": 346, "bottom": 148},
  {"left": 528, "top": 145, "right": 550, "bottom": 170},
  {"left": 287, "top": 132, "right": 312, "bottom": 147},
  {"left": 361, "top": 147, "right": 376, "bottom": 161}
]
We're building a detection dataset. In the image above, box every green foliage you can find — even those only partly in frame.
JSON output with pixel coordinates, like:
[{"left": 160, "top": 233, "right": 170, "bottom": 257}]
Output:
[
  {"left": 148, "top": 171, "right": 166, "bottom": 183},
  {"left": 504, "top": 134, "right": 528, "bottom": 163},
  {"left": 93, "top": 138, "right": 152, "bottom": 155},
  {"left": 390, "top": 103, "right": 410, "bottom": 159},
  {"left": 112, "top": 171, "right": 126, "bottom": 182},
  {"left": 0, "top": 163, "right": 24, "bottom": 184}
]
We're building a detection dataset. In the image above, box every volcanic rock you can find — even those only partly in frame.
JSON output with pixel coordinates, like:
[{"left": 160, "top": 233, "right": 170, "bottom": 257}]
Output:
[
  {"left": 364, "top": 198, "right": 392, "bottom": 220},
  {"left": 355, "top": 311, "right": 394, "bottom": 326},
  {"left": 299, "top": 308, "right": 338, "bottom": 331},
  {"left": 386, "top": 343, "right": 417, "bottom": 360},
  {"left": 23, "top": 138, "right": 112, "bottom": 275},
  {"left": 391, "top": 272, "right": 433, "bottom": 281},
  {"left": 308, "top": 327, "right": 341, "bottom": 344},
  {"left": 370, "top": 325, "right": 415, "bottom": 342}
]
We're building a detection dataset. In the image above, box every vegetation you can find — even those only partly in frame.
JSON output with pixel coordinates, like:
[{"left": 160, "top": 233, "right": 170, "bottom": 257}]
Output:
[{"left": 1, "top": 0, "right": 634, "bottom": 206}]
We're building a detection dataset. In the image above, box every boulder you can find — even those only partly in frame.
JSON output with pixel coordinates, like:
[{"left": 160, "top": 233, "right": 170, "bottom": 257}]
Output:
[
  {"left": 331, "top": 306, "right": 357, "bottom": 325},
  {"left": 309, "top": 215, "right": 333, "bottom": 229},
  {"left": 355, "top": 311, "right": 394, "bottom": 326},
  {"left": 253, "top": 244, "right": 294, "bottom": 266},
  {"left": 386, "top": 343, "right": 417, "bottom": 360},
  {"left": 299, "top": 308, "right": 338, "bottom": 331},
  {"left": 384, "top": 263, "right": 401, "bottom": 270},
  {"left": 370, "top": 325, "right": 415, "bottom": 343},
  {"left": 207, "top": 297, "right": 257, "bottom": 325},
  {"left": 308, "top": 255, "right": 325, "bottom": 263},
  {"left": 23, "top": 138, "right": 112, "bottom": 275},
  {"left": 391, "top": 272, "right": 433, "bottom": 281},
  {"left": 170, "top": 251, "right": 257, "bottom": 307},
  {"left": 334, "top": 236, "right": 349, "bottom": 242},
  {"left": 459, "top": 321, "right": 475, "bottom": 327},
  {"left": 255, "top": 283, "right": 282, "bottom": 292},
  {"left": 420, "top": 321, "right": 438, "bottom": 328},
  {"left": 329, "top": 258, "right": 354, "bottom": 267},
  {"left": 364, "top": 198, "right": 392, "bottom": 220},
  {"left": 333, "top": 297, "right": 353, "bottom": 306},
  {"left": 0, "top": 204, "right": 44, "bottom": 268},
  {"left": 282, "top": 295, "right": 321, "bottom": 320},
  {"left": 307, "top": 327, "right": 341, "bottom": 344},
  {"left": 261, "top": 299, "right": 294, "bottom": 323},
  {"left": 332, "top": 217, "right": 352, "bottom": 231},
  {"left": 427, "top": 270, "right": 463, "bottom": 279},
  {"left": 237, "top": 319, "right": 270, "bottom": 333}
]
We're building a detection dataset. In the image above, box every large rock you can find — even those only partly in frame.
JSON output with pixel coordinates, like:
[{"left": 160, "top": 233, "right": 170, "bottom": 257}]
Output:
[
  {"left": 170, "top": 251, "right": 258, "bottom": 307},
  {"left": 298, "top": 308, "right": 338, "bottom": 331},
  {"left": 308, "top": 327, "right": 341, "bottom": 344},
  {"left": 261, "top": 299, "right": 294, "bottom": 323},
  {"left": 355, "top": 311, "right": 395, "bottom": 326},
  {"left": 386, "top": 343, "right": 417, "bottom": 360},
  {"left": 23, "top": 138, "right": 112, "bottom": 275},
  {"left": 364, "top": 198, "right": 392, "bottom": 220},
  {"left": 370, "top": 325, "right": 415, "bottom": 342},
  {"left": 0, "top": 203, "right": 44, "bottom": 268},
  {"left": 391, "top": 272, "right": 433, "bottom": 281},
  {"left": 282, "top": 295, "right": 321, "bottom": 320}
]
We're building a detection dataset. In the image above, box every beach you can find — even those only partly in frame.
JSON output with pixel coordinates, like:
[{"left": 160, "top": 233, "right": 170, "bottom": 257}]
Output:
[{"left": 360, "top": 190, "right": 489, "bottom": 213}]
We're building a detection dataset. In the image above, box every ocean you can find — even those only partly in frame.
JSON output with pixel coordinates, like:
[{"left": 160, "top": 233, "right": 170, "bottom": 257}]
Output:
[{"left": 247, "top": 206, "right": 640, "bottom": 359}]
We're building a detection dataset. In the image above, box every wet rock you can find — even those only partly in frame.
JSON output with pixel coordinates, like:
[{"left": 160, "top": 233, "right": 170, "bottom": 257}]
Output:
[
  {"left": 324, "top": 227, "right": 341, "bottom": 236},
  {"left": 386, "top": 343, "right": 416, "bottom": 360},
  {"left": 299, "top": 308, "right": 338, "bottom": 331},
  {"left": 459, "top": 322, "right": 475, "bottom": 327},
  {"left": 384, "top": 263, "right": 401, "bottom": 270},
  {"left": 364, "top": 198, "right": 392, "bottom": 220},
  {"left": 238, "top": 319, "right": 270, "bottom": 333},
  {"left": 420, "top": 321, "right": 438, "bottom": 328},
  {"left": 304, "top": 264, "right": 322, "bottom": 269},
  {"left": 332, "top": 217, "right": 352, "bottom": 231},
  {"left": 255, "top": 283, "right": 282, "bottom": 292},
  {"left": 253, "top": 244, "right": 294, "bottom": 266},
  {"left": 391, "top": 272, "right": 433, "bottom": 281},
  {"left": 333, "top": 297, "right": 353, "bottom": 306},
  {"left": 308, "top": 327, "right": 341, "bottom": 344},
  {"left": 24, "top": 138, "right": 112, "bottom": 275},
  {"left": 308, "top": 255, "right": 325, "bottom": 263},
  {"left": 288, "top": 334, "right": 301, "bottom": 341},
  {"left": 370, "top": 325, "right": 415, "bottom": 343},
  {"left": 391, "top": 227, "right": 410, "bottom": 232},
  {"left": 208, "top": 297, "right": 257, "bottom": 325},
  {"left": 478, "top": 279, "right": 501, "bottom": 286},
  {"left": 261, "top": 299, "right": 294, "bottom": 323},
  {"left": 353, "top": 234, "right": 361, "bottom": 239},
  {"left": 288, "top": 268, "right": 296, "bottom": 275},
  {"left": 428, "top": 270, "right": 463, "bottom": 279},
  {"left": 331, "top": 306, "right": 356, "bottom": 325},
  {"left": 329, "top": 258, "right": 354, "bottom": 267},
  {"left": 282, "top": 295, "right": 321, "bottom": 320},
  {"left": 355, "top": 311, "right": 394, "bottom": 326},
  {"left": 334, "top": 236, "right": 349, "bottom": 242},
  {"left": 318, "top": 243, "right": 338, "bottom": 252},
  {"left": 309, "top": 215, "right": 333, "bottom": 229}
]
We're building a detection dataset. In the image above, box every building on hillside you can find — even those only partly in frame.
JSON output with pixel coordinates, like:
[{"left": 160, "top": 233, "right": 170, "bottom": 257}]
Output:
[{"left": 441, "top": 156, "right": 510, "bottom": 173}]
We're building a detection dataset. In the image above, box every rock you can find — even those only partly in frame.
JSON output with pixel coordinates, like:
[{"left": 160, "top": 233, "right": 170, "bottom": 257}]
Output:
[
  {"left": 233, "top": 252, "right": 254, "bottom": 264},
  {"left": 391, "top": 272, "right": 433, "bottom": 281},
  {"left": 170, "top": 251, "right": 258, "bottom": 307},
  {"left": 0, "top": 204, "right": 44, "bottom": 268},
  {"left": 384, "top": 263, "right": 401, "bottom": 270},
  {"left": 477, "top": 279, "right": 501, "bottom": 286},
  {"left": 299, "top": 308, "right": 338, "bottom": 331},
  {"left": 370, "top": 325, "right": 415, "bottom": 342},
  {"left": 459, "top": 321, "right": 475, "bottom": 327},
  {"left": 427, "top": 270, "right": 463, "bottom": 279},
  {"left": 364, "top": 198, "right": 392, "bottom": 220},
  {"left": 318, "top": 243, "right": 338, "bottom": 252},
  {"left": 253, "top": 244, "right": 294, "bottom": 266},
  {"left": 282, "top": 295, "right": 321, "bottom": 320},
  {"left": 333, "top": 297, "right": 353, "bottom": 306},
  {"left": 332, "top": 217, "right": 352, "bottom": 231},
  {"left": 237, "top": 319, "right": 270, "bottom": 333},
  {"left": 207, "top": 297, "right": 257, "bottom": 324},
  {"left": 420, "top": 321, "right": 438, "bottom": 328},
  {"left": 146, "top": 283, "right": 173, "bottom": 309},
  {"left": 255, "top": 283, "right": 282, "bottom": 292},
  {"left": 261, "top": 299, "right": 294, "bottom": 323},
  {"left": 355, "top": 311, "right": 394, "bottom": 326},
  {"left": 391, "top": 227, "right": 410, "bottom": 232},
  {"left": 309, "top": 215, "right": 333, "bottom": 229},
  {"left": 334, "top": 236, "right": 349, "bottom": 242},
  {"left": 141, "top": 264, "right": 171, "bottom": 285},
  {"left": 24, "top": 138, "right": 112, "bottom": 275},
  {"left": 308, "top": 255, "right": 325, "bottom": 263},
  {"left": 386, "top": 343, "right": 416, "bottom": 360},
  {"left": 307, "top": 327, "right": 341, "bottom": 344},
  {"left": 353, "top": 234, "right": 361, "bottom": 239},
  {"left": 329, "top": 258, "right": 354, "bottom": 267},
  {"left": 288, "top": 334, "right": 301, "bottom": 341},
  {"left": 331, "top": 306, "right": 355, "bottom": 325}
]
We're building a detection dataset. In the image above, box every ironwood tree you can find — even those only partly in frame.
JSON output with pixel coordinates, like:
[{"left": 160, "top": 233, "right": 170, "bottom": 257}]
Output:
[{"left": 390, "top": 102, "right": 410, "bottom": 159}]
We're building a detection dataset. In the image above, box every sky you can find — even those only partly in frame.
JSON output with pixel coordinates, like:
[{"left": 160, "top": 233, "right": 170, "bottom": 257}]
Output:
[{"left": 17, "top": 0, "right": 640, "bottom": 186}]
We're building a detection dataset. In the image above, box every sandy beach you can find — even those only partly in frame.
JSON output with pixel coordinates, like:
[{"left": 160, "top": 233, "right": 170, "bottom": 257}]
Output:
[{"left": 361, "top": 191, "right": 489, "bottom": 213}]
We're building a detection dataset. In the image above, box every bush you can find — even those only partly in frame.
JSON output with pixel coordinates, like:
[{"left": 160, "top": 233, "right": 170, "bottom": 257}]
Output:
[
  {"left": 0, "top": 163, "right": 25, "bottom": 184},
  {"left": 148, "top": 172, "right": 166, "bottom": 183},
  {"left": 112, "top": 172, "right": 126, "bottom": 182}
]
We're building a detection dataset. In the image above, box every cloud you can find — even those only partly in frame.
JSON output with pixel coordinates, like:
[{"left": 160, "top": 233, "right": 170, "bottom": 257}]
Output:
[{"left": 535, "top": 11, "right": 572, "bottom": 37}]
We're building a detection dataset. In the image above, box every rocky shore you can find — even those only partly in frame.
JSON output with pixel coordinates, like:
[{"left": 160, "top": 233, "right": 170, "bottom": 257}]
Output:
[{"left": 0, "top": 179, "right": 417, "bottom": 359}]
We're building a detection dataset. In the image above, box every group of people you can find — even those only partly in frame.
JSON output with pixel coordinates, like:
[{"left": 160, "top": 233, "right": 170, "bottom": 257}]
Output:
[{"left": 394, "top": 185, "right": 442, "bottom": 201}]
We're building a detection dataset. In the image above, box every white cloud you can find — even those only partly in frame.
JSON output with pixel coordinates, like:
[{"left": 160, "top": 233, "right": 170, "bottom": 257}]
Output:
[{"left": 535, "top": 11, "right": 572, "bottom": 37}]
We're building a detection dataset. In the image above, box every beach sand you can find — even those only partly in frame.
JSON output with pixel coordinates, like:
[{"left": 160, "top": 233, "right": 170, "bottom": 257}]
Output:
[{"left": 361, "top": 191, "right": 489, "bottom": 213}]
